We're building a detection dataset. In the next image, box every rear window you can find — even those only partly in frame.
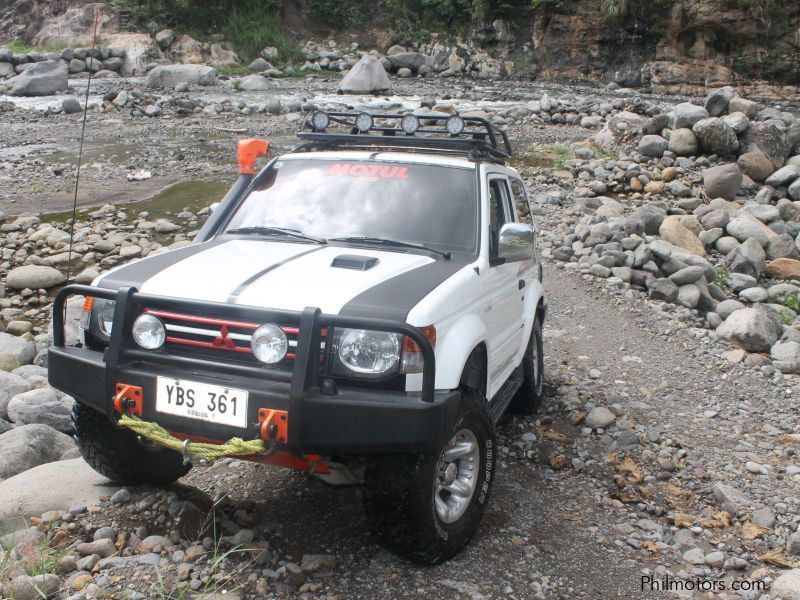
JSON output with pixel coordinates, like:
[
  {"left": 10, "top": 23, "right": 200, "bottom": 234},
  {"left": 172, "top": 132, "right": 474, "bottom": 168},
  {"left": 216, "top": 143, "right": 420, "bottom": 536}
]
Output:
[{"left": 224, "top": 159, "right": 478, "bottom": 254}]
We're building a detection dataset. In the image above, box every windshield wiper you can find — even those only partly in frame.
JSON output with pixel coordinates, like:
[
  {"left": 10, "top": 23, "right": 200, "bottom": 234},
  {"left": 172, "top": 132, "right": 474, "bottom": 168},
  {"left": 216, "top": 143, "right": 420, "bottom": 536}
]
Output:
[
  {"left": 226, "top": 226, "right": 327, "bottom": 244},
  {"left": 329, "top": 236, "right": 451, "bottom": 260}
]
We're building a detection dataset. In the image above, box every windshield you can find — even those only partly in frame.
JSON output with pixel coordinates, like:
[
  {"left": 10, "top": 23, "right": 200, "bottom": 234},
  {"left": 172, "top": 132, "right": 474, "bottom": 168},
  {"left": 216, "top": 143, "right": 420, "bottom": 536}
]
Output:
[{"left": 223, "top": 158, "right": 478, "bottom": 254}]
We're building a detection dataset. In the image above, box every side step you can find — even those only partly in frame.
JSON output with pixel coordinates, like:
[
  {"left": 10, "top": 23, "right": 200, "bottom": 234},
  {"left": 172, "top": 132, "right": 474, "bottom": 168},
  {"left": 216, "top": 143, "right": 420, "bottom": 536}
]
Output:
[{"left": 488, "top": 366, "right": 523, "bottom": 424}]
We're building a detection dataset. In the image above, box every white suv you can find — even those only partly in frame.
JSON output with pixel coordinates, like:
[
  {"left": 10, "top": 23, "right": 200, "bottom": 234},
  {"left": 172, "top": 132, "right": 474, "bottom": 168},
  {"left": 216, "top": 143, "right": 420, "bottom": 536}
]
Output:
[{"left": 49, "top": 112, "right": 546, "bottom": 564}]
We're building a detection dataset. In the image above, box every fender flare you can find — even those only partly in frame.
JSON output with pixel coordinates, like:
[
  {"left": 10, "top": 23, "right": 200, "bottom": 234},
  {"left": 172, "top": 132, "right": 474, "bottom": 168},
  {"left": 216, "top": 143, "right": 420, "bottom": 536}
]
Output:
[{"left": 435, "top": 314, "right": 489, "bottom": 392}]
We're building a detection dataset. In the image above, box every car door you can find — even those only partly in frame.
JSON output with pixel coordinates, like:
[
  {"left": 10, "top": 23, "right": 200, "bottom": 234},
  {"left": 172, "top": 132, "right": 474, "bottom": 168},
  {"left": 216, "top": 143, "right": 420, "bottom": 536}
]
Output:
[{"left": 484, "top": 175, "right": 525, "bottom": 398}]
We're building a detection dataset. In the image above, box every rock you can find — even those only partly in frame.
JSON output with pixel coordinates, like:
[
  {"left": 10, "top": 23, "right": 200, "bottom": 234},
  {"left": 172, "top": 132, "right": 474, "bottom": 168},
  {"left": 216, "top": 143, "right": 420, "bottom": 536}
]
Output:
[
  {"left": 6, "top": 265, "right": 67, "bottom": 289},
  {"left": 248, "top": 57, "right": 271, "bottom": 71},
  {"left": 771, "top": 570, "right": 800, "bottom": 600},
  {"left": 677, "top": 284, "right": 700, "bottom": 308},
  {"left": 771, "top": 340, "right": 800, "bottom": 373},
  {"left": 668, "top": 266, "right": 705, "bottom": 285},
  {"left": 143, "top": 104, "right": 161, "bottom": 117},
  {"left": 155, "top": 29, "right": 175, "bottom": 49},
  {"left": 739, "top": 286, "right": 768, "bottom": 303},
  {"left": 387, "top": 52, "right": 426, "bottom": 72},
  {"left": 338, "top": 54, "right": 391, "bottom": 94},
  {"left": 713, "top": 482, "right": 751, "bottom": 507},
  {"left": 110, "top": 488, "right": 132, "bottom": 504},
  {"left": 703, "top": 163, "right": 742, "bottom": 201},
  {"left": 301, "top": 554, "right": 336, "bottom": 574},
  {"left": 0, "top": 424, "right": 75, "bottom": 479},
  {"left": 104, "top": 33, "right": 161, "bottom": 77},
  {"left": 171, "top": 34, "right": 204, "bottom": 64},
  {"left": 790, "top": 178, "right": 800, "bottom": 201},
  {"left": 585, "top": 406, "right": 616, "bottom": 429},
  {"left": 737, "top": 152, "right": 774, "bottom": 182},
  {"left": 137, "top": 535, "right": 172, "bottom": 553},
  {"left": 7, "top": 387, "right": 71, "bottom": 431},
  {"left": 238, "top": 75, "right": 268, "bottom": 91},
  {"left": 728, "top": 96, "right": 758, "bottom": 119},
  {"left": 209, "top": 43, "right": 240, "bottom": 68},
  {"left": 722, "top": 112, "right": 750, "bottom": 134},
  {"left": 692, "top": 118, "right": 739, "bottom": 155},
  {"left": 62, "top": 98, "right": 82, "bottom": 114},
  {"left": 767, "top": 234, "right": 799, "bottom": 260},
  {"left": 717, "top": 299, "right": 746, "bottom": 320},
  {"left": 765, "top": 164, "right": 800, "bottom": 188},
  {"left": 682, "top": 547, "right": 706, "bottom": 565},
  {"left": 673, "top": 102, "right": 709, "bottom": 129},
  {"left": 4, "top": 60, "right": 68, "bottom": 96},
  {"left": 68, "top": 58, "right": 86, "bottom": 73},
  {"left": 0, "top": 332, "right": 36, "bottom": 368},
  {"left": 145, "top": 64, "right": 216, "bottom": 88},
  {"left": 634, "top": 205, "right": 667, "bottom": 235},
  {"left": 8, "top": 574, "right": 60, "bottom": 600},
  {"left": 704, "top": 86, "right": 735, "bottom": 117},
  {"left": 741, "top": 120, "right": 790, "bottom": 169},
  {"left": 648, "top": 278, "right": 679, "bottom": 302},
  {"left": 659, "top": 216, "right": 705, "bottom": 256},
  {"left": 716, "top": 307, "right": 780, "bottom": 352},
  {"left": 726, "top": 214, "right": 776, "bottom": 247},
  {"left": 787, "top": 532, "right": 800, "bottom": 556},
  {"left": 77, "top": 538, "right": 116, "bottom": 558},
  {"left": 765, "top": 258, "right": 800, "bottom": 280},
  {"left": 726, "top": 238, "right": 766, "bottom": 279},
  {"left": 667, "top": 128, "right": 699, "bottom": 156},
  {"left": 638, "top": 135, "right": 667, "bottom": 157},
  {"left": 751, "top": 507, "right": 775, "bottom": 528}
]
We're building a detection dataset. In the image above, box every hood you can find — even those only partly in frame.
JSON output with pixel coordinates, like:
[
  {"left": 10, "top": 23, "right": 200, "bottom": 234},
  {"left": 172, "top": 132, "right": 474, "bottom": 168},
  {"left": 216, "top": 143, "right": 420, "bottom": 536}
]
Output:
[{"left": 96, "top": 239, "right": 462, "bottom": 318}]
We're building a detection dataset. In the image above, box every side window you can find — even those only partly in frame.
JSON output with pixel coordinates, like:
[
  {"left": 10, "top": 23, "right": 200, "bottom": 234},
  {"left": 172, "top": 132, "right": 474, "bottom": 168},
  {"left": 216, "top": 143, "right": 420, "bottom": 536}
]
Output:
[
  {"left": 488, "top": 178, "right": 513, "bottom": 258},
  {"left": 509, "top": 178, "right": 531, "bottom": 224}
]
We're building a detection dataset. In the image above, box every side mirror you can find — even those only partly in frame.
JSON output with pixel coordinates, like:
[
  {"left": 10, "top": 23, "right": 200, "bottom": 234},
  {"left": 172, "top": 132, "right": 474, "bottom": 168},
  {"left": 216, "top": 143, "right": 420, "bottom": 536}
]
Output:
[
  {"left": 209, "top": 202, "right": 220, "bottom": 214},
  {"left": 498, "top": 223, "right": 535, "bottom": 262}
]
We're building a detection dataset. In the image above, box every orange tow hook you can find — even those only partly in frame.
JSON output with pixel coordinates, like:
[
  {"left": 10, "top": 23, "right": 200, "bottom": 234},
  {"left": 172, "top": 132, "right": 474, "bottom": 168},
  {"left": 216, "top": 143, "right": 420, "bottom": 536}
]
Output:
[
  {"left": 257, "top": 408, "right": 288, "bottom": 444},
  {"left": 113, "top": 384, "right": 143, "bottom": 416}
]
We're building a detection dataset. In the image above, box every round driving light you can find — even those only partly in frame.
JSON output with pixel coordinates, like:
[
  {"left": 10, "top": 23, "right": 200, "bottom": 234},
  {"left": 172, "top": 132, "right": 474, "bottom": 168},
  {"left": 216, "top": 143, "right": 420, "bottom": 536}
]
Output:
[
  {"left": 132, "top": 314, "right": 165, "bottom": 350},
  {"left": 252, "top": 323, "right": 288, "bottom": 364},
  {"left": 445, "top": 115, "right": 465, "bottom": 135},
  {"left": 311, "top": 111, "right": 330, "bottom": 131},
  {"left": 400, "top": 114, "right": 420, "bottom": 134},
  {"left": 355, "top": 112, "right": 373, "bottom": 133}
]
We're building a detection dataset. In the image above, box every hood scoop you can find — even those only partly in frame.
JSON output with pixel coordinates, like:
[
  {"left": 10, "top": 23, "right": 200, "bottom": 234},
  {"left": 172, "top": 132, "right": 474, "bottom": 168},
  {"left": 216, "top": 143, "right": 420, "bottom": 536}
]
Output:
[{"left": 331, "top": 254, "right": 379, "bottom": 271}]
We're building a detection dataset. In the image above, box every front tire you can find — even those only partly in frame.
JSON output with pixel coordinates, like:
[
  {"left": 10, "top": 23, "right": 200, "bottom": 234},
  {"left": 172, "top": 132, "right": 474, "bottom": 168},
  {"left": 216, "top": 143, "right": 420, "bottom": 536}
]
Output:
[
  {"left": 510, "top": 315, "right": 544, "bottom": 413},
  {"left": 72, "top": 403, "right": 191, "bottom": 486},
  {"left": 363, "top": 389, "right": 495, "bottom": 564}
]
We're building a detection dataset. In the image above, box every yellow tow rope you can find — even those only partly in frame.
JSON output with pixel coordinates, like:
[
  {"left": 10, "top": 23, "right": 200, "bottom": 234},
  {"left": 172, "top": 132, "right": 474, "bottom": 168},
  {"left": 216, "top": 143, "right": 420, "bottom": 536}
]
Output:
[{"left": 118, "top": 414, "right": 266, "bottom": 462}]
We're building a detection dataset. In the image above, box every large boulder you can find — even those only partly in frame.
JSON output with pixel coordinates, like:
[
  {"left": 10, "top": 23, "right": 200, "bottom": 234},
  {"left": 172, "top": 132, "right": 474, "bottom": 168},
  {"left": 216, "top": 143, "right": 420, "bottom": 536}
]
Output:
[
  {"left": 387, "top": 52, "right": 426, "bottom": 72},
  {"left": 145, "top": 64, "right": 216, "bottom": 88},
  {"left": 0, "top": 371, "right": 32, "bottom": 420},
  {"left": 0, "top": 424, "right": 75, "bottom": 479},
  {"left": 716, "top": 307, "right": 781, "bottom": 352},
  {"left": 209, "top": 44, "right": 240, "bottom": 68},
  {"left": 6, "top": 265, "right": 66, "bottom": 290},
  {"left": 7, "top": 388, "right": 72, "bottom": 432},
  {"left": 704, "top": 86, "right": 735, "bottom": 117},
  {"left": 337, "top": 54, "right": 391, "bottom": 94},
  {"left": 667, "top": 128, "right": 699, "bottom": 156},
  {"left": 103, "top": 33, "right": 160, "bottom": 77},
  {"left": 728, "top": 96, "right": 759, "bottom": 119},
  {"left": 771, "top": 340, "right": 800, "bottom": 373},
  {"left": 764, "top": 164, "right": 800, "bottom": 188},
  {"left": 703, "top": 163, "right": 742, "bottom": 201},
  {"left": 672, "top": 102, "right": 709, "bottom": 129},
  {"left": 0, "top": 333, "right": 36, "bottom": 371},
  {"left": 692, "top": 118, "right": 739, "bottom": 156},
  {"left": 4, "top": 60, "right": 67, "bottom": 96},
  {"left": 765, "top": 258, "right": 800, "bottom": 280},
  {"left": 638, "top": 135, "right": 668, "bottom": 157},
  {"left": 737, "top": 151, "right": 774, "bottom": 182},
  {"left": 726, "top": 214, "right": 776, "bottom": 247},
  {"left": 740, "top": 121, "right": 791, "bottom": 169},
  {"left": 659, "top": 216, "right": 706, "bottom": 256},
  {"left": 171, "top": 34, "right": 204, "bottom": 64},
  {"left": 238, "top": 75, "right": 268, "bottom": 91},
  {"left": 726, "top": 238, "right": 765, "bottom": 279}
]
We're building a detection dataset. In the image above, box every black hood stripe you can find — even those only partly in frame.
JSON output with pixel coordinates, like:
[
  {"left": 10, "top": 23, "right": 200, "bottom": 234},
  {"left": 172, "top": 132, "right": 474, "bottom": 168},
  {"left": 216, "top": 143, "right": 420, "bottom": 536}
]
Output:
[
  {"left": 226, "top": 245, "right": 325, "bottom": 303},
  {"left": 96, "top": 238, "right": 227, "bottom": 291},
  {"left": 338, "top": 257, "right": 470, "bottom": 322}
]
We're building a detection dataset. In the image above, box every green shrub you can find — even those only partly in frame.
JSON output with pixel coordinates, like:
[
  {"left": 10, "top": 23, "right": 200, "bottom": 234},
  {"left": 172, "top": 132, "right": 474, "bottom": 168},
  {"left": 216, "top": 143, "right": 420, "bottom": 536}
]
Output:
[
  {"left": 224, "top": 5, "right": 300, "bottom": 62},
  {"left": 307, "top": 0, "right": 363, "bottom": 29}
]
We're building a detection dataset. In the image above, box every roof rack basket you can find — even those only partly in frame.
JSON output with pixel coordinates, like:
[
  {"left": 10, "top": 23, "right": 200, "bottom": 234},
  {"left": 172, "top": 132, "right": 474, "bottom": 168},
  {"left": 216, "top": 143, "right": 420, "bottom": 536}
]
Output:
[{"left": 294, "top": 111, "right": 513, "bottom": 164}]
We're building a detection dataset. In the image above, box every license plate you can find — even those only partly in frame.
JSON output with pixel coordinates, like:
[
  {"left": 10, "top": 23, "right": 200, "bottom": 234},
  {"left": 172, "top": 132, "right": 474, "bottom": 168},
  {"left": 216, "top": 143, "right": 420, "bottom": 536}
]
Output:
[{"left": 155, "top": 377, "right": 248, "bottom": 429}]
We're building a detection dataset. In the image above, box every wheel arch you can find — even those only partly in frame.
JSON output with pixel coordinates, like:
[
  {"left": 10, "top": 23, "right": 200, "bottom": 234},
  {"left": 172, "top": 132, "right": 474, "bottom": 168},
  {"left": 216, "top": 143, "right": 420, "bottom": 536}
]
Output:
[{"left": 434, "top": 314, "right": 489, "bottom": 393}]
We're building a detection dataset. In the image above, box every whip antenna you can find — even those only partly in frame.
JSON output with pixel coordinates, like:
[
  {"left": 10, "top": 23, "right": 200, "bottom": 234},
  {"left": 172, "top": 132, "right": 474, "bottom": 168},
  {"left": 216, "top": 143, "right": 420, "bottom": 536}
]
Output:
[{"left": 66, "top": 11, "right": 100, "bottom": 282}]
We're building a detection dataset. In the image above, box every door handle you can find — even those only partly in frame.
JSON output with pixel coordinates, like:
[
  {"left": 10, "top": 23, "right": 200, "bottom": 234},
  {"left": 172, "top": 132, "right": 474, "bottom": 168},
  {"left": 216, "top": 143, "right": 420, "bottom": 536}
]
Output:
[{"left": 518, "top": 279, "right": 525, "bottom": 290}]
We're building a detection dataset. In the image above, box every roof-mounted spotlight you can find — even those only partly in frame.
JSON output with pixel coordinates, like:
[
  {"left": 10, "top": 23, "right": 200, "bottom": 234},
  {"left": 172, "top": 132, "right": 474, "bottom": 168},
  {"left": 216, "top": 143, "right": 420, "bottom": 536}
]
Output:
[
  {"left": 355, "top": 112, "right": 373, "bottom": 133},
  {"left": 311, "top": 111, "right": 330, "bottom": 132},
  {"left": 400, "top": 114, "right": 420, "bottom": 135},
  {"left": 445, "top": 115, "right": 465, "bottom": 136}
]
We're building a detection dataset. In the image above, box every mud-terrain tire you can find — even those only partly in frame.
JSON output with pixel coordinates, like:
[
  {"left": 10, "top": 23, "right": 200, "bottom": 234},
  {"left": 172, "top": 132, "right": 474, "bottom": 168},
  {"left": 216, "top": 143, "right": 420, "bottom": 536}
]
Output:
[
  {"left": 510, "top": 316, "right": 544, "bottom": 413},
  {"left": 72, "top": 403, "right": 191, "bottom": 485},
  {"left": 363, "top": 389, "right": 495, "bottom": 564}
]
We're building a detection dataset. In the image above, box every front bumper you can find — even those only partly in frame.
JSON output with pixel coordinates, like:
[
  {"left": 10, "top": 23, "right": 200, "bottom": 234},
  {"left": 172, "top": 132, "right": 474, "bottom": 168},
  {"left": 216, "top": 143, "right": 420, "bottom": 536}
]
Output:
[{"left": 49, "top": 285, "right": 457, "bottom": 456}]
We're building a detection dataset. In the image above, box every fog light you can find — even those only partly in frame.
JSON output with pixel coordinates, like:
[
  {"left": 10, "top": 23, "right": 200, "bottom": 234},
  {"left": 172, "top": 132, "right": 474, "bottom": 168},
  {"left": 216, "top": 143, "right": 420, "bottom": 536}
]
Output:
[
  {"left": 311, "top": 111, "right": 330, "bottom": 131},
  {"left": 355, "top": 112, "right": 373, "bottom": 133},
  {"left": 400, "top": 114, "right": 420, "bottom": 134},
  {"left": 132, "top": 314, "right": 165, "bottom": 350},
  {"left": 445, "top": 115, "right": 465, "bottom": 135},
  {"left": 252, "top": 324, "right": 288, "bottom": 364}
]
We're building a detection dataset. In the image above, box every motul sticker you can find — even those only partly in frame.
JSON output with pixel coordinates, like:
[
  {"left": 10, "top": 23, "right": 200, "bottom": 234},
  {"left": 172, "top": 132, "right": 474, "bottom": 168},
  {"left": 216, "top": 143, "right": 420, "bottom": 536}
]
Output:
[{"left": 327, "top": 164, "right": 409, "bottom": 181}]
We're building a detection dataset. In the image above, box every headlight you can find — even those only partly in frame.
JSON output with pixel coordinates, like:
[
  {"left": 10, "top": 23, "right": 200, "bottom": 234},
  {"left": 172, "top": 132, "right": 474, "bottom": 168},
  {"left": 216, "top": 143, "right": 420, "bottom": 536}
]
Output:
[
  {"left": 445, "top": 115, "right": 465, "bottom": 135},
  {"left": 355, "top": 112, "right": 373, "bottom": 133},
  {"left": 333, "top": 328, "right": 401, "bottom": 377},
  {"left": 252, "top": 323, "right": 288, "bottom": 364},
  {"left": 80, "top": 297, "right": 116, "bottom": 342},
  {"left": 132, "top": 313, "right": 165, "bottom": 350}
]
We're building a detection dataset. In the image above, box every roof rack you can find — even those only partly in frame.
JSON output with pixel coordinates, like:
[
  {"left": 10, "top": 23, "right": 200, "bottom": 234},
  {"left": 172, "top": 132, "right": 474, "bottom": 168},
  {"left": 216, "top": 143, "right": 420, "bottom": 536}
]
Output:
[{"left": 294, "top": 111, "right": 513, "bottom": 164}]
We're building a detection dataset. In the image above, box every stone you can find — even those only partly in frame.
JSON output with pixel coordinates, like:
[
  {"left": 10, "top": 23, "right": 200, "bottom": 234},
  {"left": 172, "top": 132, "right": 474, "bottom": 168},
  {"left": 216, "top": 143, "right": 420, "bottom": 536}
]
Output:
[
  {"left": 0, "top": 424, "right": 75, "bottom": 480},
  {"left": 68, "top": 58, "right": 86, "bottom": 73},
  {"left": 704, "top": 86, "right": 735, "bottom": 117},
  {"left": 659, "top": 216, "right": 705, "bottom": 256},
  {"left": 4, "top": 60, "right": 68, "bottom": 96},
  {"left": 765, "top": 165, "right": 800, "bottom": 188},
  {"left": 667, "top": 128, "right": 698, "bottom": 156},
  {"left": 77, "top": 538, "right": 116, "bottom": 558},
  {"left": 155, "top": 29, "right": 175, "bottom": 49},
  {"left": 677, "top": 284, "right": 700, "bottom": 308},
  {"left": 638, "top": 135, "right": 667, "bottom": 157},
  {"left": 728, "top": 96, "right": 758, "bottom": 119},
  {"left": 717, "top": 299, "right": 745, "bottom": 320},
  {"left": 7, "top": 388, "right": 71, "bottom": 431},
  {"left": 771, "top": 570, "right": 800, "bottom": 600},
  {"left": 0, "top": 370, "right": 32, "bottom": 420},
  {"left": 170, "top": 34, "right": 204, "bottom": 64},
  {"left": 722, "top": 111, "right": 750, "bottom": 134},
  {"left": 145, "top": 64, "right": 216, "bottom": 88},
  {"left": 751, "top": 507, "right": 775, "bottom": 528},
  {"left": 771, "top": 340, "right": 800, "bottom": 373},
  {"left": 634, "top": 205, "right": 666, "bottom": 235},
  {"left": 137, "top": 535, "right": 172, "bottom": 553},
  {"left": 337, "top": 54, "right": 391, "bottom": 94},
  {"left": 692, "top": 118, "right": 739, "bottom": 155},
  {"left": 713, "top": 482, "right": 751, "bottom": 507},
  {"left": 673, "top": 102, "right": 709, "bottom": 129},
  {"left": 737, "top": 152, "right": 774, "bottom": 182},
  {"left": 668, "top": 266, "right": 705, "bottom": 286},
  {"left": 787, "top": 532, "right": 800, "bottom": 556},
  {"left": 648, "top": 278, "right": 679, "bottom": 303},
  {"left": 104, "top": 33, "right": 161, "bottom": 77},
  {"left": 585, "top": 406, "right": 616, "bottom": 429},
  {"left": 209, "top": 44, "right": 240, "bottom": 68},
  {"left": 238, "top": 75, "right": 268, "bottom": 91},
  {"left": 8, "top": 574, "right": 60, "bottom": 600},
  {"left": 767, "top": 234, "right": 800, "bottom": 261},
  {"left": 703, "top": 163, "right": 742, "bottom": 201},
  {"left": 387, "top": 52, "right": 426, "bottom": 72},
  {"left": 301, "top": 553, "right": 336, "bottom": 574},
  {"left": 0, "top": 332, "right": 36, "bottom": 368},
  {"left": 726, "top": 215, "right": 776, "bottom": 247},
  {"left": 739, "top": 286, "right": 768, "bottom": 303},
  {"left": 248, "top": 57, "right": 271, "bottom": 71},
  {"left": 789, "top": 178, "right": 800, "bottom": 201},
  {"left": 716, "top": 307, "right": 781, "bottom": 352},
  {"left": 765, "top": 258, "right": 800, "bottom": 280},
  {"left": 700, "top": 209, "right": 730, "bottom": 230},
  {"left": 7, "top": 265, "right": 67, "bottom": 289},
  {"left": 62, "top": 98, "right": 82, "bottom": 114},
  {"left": 741, "top": 120, "right": 791, "bottom": 169},
  {"left": 682, "top": 547, "right": 706, "bottom": 565},
  {"left": 726, "top": 238, "right": 766, "bottom": 279},
  {"left": 111, "top": 488, "right": 131, "bottom": 504}
]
